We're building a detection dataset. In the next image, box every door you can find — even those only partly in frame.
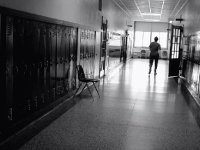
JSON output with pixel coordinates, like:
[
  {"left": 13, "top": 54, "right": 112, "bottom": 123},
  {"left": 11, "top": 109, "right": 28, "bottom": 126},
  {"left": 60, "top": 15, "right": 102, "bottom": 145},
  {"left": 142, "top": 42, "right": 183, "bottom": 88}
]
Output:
[
  {"left": 121, "top": 36, "right": 128, "bottom": 63},
  {"left": 99, "top": 17, "right": 107, "bottom": 77},
  {"left": 168, "top": 25, "right": 183, "bottom": 77}
]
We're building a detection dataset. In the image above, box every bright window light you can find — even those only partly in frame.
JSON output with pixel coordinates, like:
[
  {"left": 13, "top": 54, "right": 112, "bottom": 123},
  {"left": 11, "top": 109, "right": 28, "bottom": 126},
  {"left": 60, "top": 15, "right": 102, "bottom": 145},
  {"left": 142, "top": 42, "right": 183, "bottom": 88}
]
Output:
[
  {"left": 135, "top": 31, "right": 143, "bottom": 47},
  {"left": 151, "top": 32, "right": 160, "bottom": 42},
  {"left": 134, "top": 31, "right": 168, "bottom": 48},
  {"left": 151, "top": 32, "right": 167, "bottom": 48},
  {"left": 143, "top": 32, "right": 151, "bottom": 47},
  {"left": 144, "top": 19, "right": 160, "bottom": 22},
  {"left": 160, "top": 32, "right": 167, "bottom": 49}
]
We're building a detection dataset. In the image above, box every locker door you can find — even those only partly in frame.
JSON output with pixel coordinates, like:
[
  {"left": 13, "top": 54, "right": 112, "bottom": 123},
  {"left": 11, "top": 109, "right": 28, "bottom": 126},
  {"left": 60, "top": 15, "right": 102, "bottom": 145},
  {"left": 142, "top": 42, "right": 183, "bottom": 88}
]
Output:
[
  {"left": 86, "top": 30, "right": 89, "bottom": 76},
  {"left": 91, "top": 31, "right": 95, "bottom": 77},
  {"left": 89, "top": 31, "right": 93, "bottom": 77},
  {"left": 24, "top": 20, "right": 33, "bottom": 113},
  {"left": 44, "top": 24, "right": 51, "bottom": 105},
  {"left": 69, "top": 28, "right": 77, "bottom": 90},
  {"left": 168, "top": 25, "right": 183, "bottom": 77},
  {"left": 80, "top": 29, "right": 86, "bottom": 70},
  {"left": 80, "top": 30, "right": 84, "bottom": 66},
  {"left": 56, "top": 25, "right": 63, "bottom": 98},
  {"left": 64, "top": 27, "right": 70, "bottom": 93},
  {"left": 60, "top": 26, "right": 67, "bottom": 96},
  {"left": 73, "top": 28, "right": 78, "bottom": 89},
  {"left": 38, "top": 23, "right": 47, "bottom": 107},
  {"left": 48, "top": 24, "right": 57, "bottom": 101},
  {"left": 31, "top": 21, "right": 40, "bottom": 110},
  {"left": 5, "top": 16, "right": 14, "bottom": 123},
  {"left": 13, "top": 17, "right": 26, "bottom": 120},
  {"left": 100, "top": 18, "right": 108, "bottom": 77},
  {"left": 0, "top": 14, "right": 8, "bottom": 130}
]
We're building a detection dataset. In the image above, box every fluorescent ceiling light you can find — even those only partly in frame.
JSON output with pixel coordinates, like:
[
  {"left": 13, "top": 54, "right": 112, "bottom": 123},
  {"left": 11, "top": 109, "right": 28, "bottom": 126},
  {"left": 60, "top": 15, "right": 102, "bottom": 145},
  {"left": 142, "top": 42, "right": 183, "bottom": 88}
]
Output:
[
  {"left": 141, "top": 13, "right": 161, "bottom": 16},
  {"left": 144, "top": 19, "right": 160, "bottom": 22}
]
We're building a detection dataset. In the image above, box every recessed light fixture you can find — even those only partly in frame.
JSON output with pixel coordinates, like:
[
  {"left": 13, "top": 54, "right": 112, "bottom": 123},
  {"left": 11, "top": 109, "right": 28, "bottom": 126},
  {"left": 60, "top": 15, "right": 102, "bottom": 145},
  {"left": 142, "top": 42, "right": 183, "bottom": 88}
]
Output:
[
  {"left": 144, "top": 19, "right": 160, "bottom": 22},
  {"left": 141, "top": 13, "right": 161, "bottom": 16}
]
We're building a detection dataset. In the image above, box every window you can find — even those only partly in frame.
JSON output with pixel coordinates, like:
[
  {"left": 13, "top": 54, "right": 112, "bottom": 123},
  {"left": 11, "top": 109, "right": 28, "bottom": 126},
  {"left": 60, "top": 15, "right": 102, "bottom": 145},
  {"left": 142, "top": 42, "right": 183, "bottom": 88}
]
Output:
[
  {"left": 159, "top": 32, "right": 167, "bottom": 49},
  {"left": 135, "top": 31, "right": 143, "bottom": 47},
  {"left": 151, "top": 32, "right": 167, "bottom": 48},
  {"left": 135, "top": 31, "right": 168, "bottom": 48},
  {"left": 151, "top": 32, "right": 159, "bottom": 42},
  {"left": 143, "top": 32, "right": 151, "bottom": 47},
  {"left": 135, "top": 31, "right": 150, "bottom": 47}
]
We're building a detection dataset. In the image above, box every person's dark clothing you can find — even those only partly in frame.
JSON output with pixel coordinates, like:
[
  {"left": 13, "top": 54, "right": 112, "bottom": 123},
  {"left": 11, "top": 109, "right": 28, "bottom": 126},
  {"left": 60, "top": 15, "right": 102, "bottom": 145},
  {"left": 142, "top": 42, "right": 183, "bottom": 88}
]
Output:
[{"left": 149, "top": 41, "right": 161, "bottom": 74}]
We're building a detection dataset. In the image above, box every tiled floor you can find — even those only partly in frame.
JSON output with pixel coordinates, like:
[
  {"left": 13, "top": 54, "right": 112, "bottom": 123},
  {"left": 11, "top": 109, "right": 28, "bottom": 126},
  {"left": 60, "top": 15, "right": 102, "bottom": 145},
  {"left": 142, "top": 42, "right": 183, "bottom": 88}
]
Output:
[{"left": 19, "top": 59, "right": 200, "bottom": 150}]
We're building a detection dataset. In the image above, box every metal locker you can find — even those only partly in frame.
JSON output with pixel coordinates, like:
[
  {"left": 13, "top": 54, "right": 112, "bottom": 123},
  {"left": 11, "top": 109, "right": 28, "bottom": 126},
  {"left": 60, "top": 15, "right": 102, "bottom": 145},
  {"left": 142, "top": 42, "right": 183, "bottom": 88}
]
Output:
[
  {"left": 47, "top": 24, "right": 57, "bottom": 102},
  {"left": 63, "top": 27, "right": 70, "bottom": 94},
  {"left": 0, "top": 14, "right": 8, "bottom": 130},
  {"left": 5, "top": 16, "right": 14, "bottom": 123},
  {"left": 80, "top": 30, "right": 84, "bottom": 63},
  {"left": 24, "top": 20, "right": 33, "bottom": 112},
  {"left": 43, "top": 23, "right": 51, "bottom": 105},
  {"left": 31, "top": 21, "right": 41, "bottom": 111},
  {"left": 23, "top": 20, "right": 33, "bottom": 113},
  {"left": 56, "top": 25, "right": 63, "bottom": 98},
  {"left": 59, "top": 26, "right": 67, "bottom": 96},
  {"left": 85, "top": 30, "right": 89, "bottom": 76},
  {"left": 24, "top": 20, "right": 41, "bottom": 113},
  {"left": 13, "top": 17, "right": 27, "bottom": 120},
  {"left": 43, "top": 24, "right": 50, "bottom": 106},
  {"left": 70, "top": 28, "right": 77, "bottom": 90},
  {"left": 38, "top": 23, "right": 47, "bottom": 108},
  {"left": 80, "top": 29, "right": 85, "bottom": 69}
]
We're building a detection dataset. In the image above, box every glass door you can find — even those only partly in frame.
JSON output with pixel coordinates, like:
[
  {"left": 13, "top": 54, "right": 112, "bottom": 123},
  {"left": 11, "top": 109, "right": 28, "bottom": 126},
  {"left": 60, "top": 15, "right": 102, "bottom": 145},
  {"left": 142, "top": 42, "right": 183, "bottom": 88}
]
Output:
[{"left": 168, "top": 25, "right": 183, "bottom": 77}]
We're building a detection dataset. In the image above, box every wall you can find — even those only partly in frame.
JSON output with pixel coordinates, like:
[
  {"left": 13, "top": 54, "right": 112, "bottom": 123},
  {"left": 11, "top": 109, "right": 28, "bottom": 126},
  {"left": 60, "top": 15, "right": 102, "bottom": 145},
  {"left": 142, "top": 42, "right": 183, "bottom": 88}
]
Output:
[
  {"left": 179, "top": 0, "right": 200, "bottom": 102},
  {"left": 0, "top": 1, "right": 133, "bottom": 141},
  {"left": 135, "top": 21, "right": 168, "bottom": 32},
  {"left": 102, "top": 0, "right": 132, "bottom": 34},
  {"left": 0, "top": 0, "right": 101, "bottom": 30},
  {"left": 181, "top": 0, "right": 200, "bottom": 35},
  {"left": 0, "top": 0, "right": 133, "bottom": 33},
  {"left": 100, "top": 0, "right": 134, "bottom": 74}
]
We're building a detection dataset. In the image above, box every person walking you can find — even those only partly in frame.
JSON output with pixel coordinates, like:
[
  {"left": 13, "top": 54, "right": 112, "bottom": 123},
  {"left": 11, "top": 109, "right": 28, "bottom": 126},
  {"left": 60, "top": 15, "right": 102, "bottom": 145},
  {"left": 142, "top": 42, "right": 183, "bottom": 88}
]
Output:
[{"left": 149, "top": 36, "right": 161, "bottom": 75}]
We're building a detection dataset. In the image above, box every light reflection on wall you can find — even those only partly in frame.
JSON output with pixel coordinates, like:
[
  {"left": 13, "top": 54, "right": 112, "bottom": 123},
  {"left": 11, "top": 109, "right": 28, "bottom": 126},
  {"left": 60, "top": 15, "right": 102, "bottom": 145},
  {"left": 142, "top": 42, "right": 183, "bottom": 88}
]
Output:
[{"left": 184, "top": 33, "right": 200, "bottom": 95}]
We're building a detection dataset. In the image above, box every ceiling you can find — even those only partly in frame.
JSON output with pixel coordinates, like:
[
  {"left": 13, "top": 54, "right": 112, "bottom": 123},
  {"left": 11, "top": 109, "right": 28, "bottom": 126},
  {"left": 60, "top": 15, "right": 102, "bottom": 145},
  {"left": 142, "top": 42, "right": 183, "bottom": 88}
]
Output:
[{"left": 112, "top": 0, "right": 189, "bottom": 22}]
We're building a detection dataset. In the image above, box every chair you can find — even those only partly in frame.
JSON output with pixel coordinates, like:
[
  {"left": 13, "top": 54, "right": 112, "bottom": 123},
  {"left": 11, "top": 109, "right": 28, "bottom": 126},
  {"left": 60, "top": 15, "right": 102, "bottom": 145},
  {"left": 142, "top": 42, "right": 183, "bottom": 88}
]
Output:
[{"left": 73, "top": 65, "right": 100, "bottom": 100}]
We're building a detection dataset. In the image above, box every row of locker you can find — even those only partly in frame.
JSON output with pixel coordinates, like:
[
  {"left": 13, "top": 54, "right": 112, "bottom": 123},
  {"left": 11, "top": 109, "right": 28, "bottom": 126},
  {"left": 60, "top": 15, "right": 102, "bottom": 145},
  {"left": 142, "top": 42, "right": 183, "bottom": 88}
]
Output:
[
  {"left": 184, "top": 60, "right": 200, "bottom": 96},
  {"left": 185, "top": 35, "right": 200, "bottom": 61},
  {"left": 0, "top": 15, "right": 78, "bottom": 130},
  {"left": 183, "top": 35, "right": 200, "bottom": 97}
]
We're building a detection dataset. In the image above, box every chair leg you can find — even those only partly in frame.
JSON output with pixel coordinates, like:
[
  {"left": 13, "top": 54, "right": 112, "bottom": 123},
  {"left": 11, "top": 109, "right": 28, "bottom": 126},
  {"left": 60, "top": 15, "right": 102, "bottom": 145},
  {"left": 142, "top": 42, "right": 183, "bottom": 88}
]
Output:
[
  {"left": 73, "top": 84, "right": 82, "bottom": 99},
  {"left": 79, "top": 83, "right": 87, "bottom": 95},
  {"left": 86, "top": 83, "right": 94, "bottom": 101},
  {"left": 73, "top": 83, "right": 87, "bottom": 99},
  {"left": 93, "top": 82, "right": 100, "bottom": 98}
]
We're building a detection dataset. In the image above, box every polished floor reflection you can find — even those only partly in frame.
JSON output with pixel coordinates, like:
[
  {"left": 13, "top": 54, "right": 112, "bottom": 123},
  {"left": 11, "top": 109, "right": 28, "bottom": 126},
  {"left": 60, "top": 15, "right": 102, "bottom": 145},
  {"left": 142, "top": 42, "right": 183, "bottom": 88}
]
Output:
[{"left": 19, "top": 59, "right": 200, "bottom": 150}]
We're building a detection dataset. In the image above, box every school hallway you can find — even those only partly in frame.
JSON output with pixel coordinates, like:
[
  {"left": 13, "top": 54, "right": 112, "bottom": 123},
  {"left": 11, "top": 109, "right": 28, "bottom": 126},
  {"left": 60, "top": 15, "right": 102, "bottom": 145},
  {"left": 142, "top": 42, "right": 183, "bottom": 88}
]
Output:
[{"left": 18, "top": 59, "right": 200, "bottom": 150}]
